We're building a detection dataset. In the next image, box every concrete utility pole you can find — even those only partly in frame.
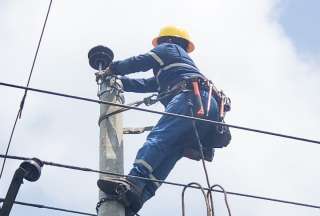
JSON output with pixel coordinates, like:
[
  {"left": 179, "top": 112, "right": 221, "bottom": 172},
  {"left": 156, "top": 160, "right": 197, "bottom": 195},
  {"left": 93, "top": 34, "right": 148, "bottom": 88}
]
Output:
[
  {"left": 88, "top": 46, "right": 125, "bottom": 216},
  {"left": 98, "top": 76, "right": 125, "bottom": 216}
]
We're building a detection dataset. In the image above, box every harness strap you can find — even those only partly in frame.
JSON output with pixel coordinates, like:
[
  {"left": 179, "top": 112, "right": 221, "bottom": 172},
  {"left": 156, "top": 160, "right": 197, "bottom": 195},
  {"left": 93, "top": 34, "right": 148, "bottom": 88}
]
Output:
[
  {"left": 156, "top": 62, "right": 199, "bottom": 79},
  {"left": 148, "top": 51, "right": 164, "bottom": 66}
]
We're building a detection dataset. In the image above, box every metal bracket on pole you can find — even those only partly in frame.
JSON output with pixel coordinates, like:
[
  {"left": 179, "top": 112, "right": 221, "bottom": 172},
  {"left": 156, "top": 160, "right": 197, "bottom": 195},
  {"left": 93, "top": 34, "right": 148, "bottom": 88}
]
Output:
[
  {"left": 123, "top": 126, "right": 154, "bottom": 134},
  {"left": 0, "top": 158, "right": 43, "bottom": 216}
]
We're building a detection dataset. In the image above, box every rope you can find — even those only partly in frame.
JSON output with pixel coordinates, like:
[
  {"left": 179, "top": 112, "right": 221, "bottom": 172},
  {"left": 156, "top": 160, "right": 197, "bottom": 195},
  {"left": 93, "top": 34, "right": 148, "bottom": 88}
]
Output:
[
  {"left": 0, "top": 198, "right": 96, "bottom": 216},
  {"left": 181, "top": 182, "right": 211, "bottom": 216},
  {"left": 0, "top": 0, "right": 53, "bottom": 180},
  {"left": 1, "top": 82, "right": 320, "bottom": 145},
  {"left": 98, "top": 99, "right": 145, "bottom": 126},
  {"left": 1, "top": 154, "right": 319, "bottom": 210},
  {"left": 98, "top": 93, "right": 161, "bottom": 125},
  {"left": 189, "top": 103, "right": 215, "bottom": 216},
  {"left": 207, "top": 185, "right": 232, "bottom": 216}
]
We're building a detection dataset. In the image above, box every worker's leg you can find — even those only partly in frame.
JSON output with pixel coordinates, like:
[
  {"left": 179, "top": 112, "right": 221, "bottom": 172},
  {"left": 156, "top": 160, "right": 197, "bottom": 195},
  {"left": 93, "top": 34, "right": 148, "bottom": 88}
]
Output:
[
  {"left": 139, "top": 143, "right": 184, "bottom": 203},
  {"left": 128, "top": 90, "right": 218, "bottom": 187},
  {"left": 125, "top": 91, "right": 219, "bottom": 211},
  {"left": 136, "top": 90, "right": 219, "bottom": 199},
  {"left": 127, "top": 92, "right": 193, "bottom": 189}
]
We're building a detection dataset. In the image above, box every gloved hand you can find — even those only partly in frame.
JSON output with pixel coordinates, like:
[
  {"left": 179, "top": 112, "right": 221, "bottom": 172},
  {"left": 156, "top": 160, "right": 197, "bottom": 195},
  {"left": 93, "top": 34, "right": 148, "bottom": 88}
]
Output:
[{"left": 95, "top": 67, "right": 113, "bottom": 82}]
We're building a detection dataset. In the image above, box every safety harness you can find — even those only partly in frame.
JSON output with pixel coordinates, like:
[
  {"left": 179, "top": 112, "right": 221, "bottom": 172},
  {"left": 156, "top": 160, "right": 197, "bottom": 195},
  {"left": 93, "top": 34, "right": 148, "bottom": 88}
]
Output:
[{"left": 99, "top": 75, "right": 231, "bottom": 162}]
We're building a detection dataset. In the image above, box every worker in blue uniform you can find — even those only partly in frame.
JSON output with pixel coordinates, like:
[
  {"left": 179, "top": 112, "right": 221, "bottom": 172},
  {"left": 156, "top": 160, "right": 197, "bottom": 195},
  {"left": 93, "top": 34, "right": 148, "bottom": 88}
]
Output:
[{"left": 97, "top": 25, "right": 221, "bottom": 216}]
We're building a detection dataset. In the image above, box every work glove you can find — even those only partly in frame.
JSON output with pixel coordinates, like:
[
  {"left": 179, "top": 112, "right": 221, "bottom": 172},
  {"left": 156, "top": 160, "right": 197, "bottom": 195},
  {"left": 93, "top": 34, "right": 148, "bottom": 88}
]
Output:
[{"left": 95, "top": 67, "right": 113, "bottom": 83}]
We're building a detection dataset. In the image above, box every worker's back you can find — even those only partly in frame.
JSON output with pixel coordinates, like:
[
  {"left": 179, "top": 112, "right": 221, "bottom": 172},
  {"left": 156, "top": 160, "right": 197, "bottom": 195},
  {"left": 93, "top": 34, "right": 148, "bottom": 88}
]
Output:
[{"left": 151, "top": 42, "right": 204, "bottom": 92}]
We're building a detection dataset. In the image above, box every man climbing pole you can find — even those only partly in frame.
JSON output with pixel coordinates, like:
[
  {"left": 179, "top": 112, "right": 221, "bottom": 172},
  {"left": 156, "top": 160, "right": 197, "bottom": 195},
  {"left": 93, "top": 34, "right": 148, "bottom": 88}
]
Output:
[{"left": 96, "top": 25, "right": 231, "bottom": 216}]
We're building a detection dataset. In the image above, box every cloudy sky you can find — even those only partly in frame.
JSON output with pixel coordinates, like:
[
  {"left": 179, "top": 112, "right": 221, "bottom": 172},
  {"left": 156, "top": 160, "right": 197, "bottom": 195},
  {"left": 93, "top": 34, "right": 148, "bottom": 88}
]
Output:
[{"left": 0, "top": 0, "right": 319, "bottom": 215}]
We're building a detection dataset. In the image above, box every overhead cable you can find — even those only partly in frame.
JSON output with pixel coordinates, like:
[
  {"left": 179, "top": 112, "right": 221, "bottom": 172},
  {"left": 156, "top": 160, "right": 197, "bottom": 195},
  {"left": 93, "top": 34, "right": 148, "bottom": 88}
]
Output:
[
  {"left": 0, "top": 198, "right": 96, "bottom": 216},
  {"left": 0, "top": 81, "right": 319, "bottom": 145},
  {"left": 0, "top": 0, "right": 53, "bottom": 180},
  {"left": 1, "top": 154, "right": 319, "bottom": 210}
]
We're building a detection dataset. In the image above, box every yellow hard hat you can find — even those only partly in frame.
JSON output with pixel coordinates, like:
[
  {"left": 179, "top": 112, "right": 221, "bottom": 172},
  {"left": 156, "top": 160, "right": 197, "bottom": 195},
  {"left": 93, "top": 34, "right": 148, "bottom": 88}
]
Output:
[{"left": 152, "top": 25, "right": 195, "bottom": 53}]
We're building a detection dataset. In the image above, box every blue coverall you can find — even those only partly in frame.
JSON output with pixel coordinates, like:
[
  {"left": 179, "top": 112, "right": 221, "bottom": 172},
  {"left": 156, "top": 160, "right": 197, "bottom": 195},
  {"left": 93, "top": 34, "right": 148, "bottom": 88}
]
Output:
[{"left": 110, "top": 42, "right": 219, "bottom": 203}]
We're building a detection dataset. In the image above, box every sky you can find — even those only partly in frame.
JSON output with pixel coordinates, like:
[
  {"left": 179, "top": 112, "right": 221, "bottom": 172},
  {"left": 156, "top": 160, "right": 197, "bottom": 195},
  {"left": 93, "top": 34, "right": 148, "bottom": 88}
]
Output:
[
  {"left": 0, "top": 0, "right": 319, "bottom": 216},
  {"left": 278, "top": 0, "right": 320, "bottom": 56}
]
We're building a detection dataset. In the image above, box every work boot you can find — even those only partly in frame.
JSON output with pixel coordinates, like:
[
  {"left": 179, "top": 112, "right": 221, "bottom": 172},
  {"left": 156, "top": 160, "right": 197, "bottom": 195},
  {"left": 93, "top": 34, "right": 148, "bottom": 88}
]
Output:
[{"left": 97, "top": 177, "right": 143, "bottom": 214}]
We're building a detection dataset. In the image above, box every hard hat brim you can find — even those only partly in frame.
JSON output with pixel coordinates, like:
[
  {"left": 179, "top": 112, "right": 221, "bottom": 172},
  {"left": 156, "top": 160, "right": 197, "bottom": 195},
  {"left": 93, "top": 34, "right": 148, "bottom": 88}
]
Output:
[{"left": 152, "top": 36, "right": 195, "bottom": 53}]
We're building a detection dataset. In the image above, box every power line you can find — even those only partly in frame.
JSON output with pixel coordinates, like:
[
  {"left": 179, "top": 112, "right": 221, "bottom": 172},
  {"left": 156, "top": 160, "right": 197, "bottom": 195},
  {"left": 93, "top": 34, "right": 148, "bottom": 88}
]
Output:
[
  {"left": 0, "top": 113, "right": 20, "bottom": 179},
  {"left": 0, "top": 0, "right": 53, "bottom": 180},
  {"left": 0, "top": 198, "right": 96, "bottom": 216},
  {"left": 1, "top": 154, "right": 319, "bottom": 210},
  {"left": 1, "top": 81, "right": 320, "bottom": 145}
]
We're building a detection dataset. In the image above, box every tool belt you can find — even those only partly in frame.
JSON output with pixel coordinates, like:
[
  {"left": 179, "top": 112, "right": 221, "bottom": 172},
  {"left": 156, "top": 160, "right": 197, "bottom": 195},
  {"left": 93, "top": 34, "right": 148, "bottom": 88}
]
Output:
[
  {"left": 167, "top": 77, "right": 231, "bottom": 119},
  {"left": 167, "top": 77, "right": 232, "bottom": 162}
]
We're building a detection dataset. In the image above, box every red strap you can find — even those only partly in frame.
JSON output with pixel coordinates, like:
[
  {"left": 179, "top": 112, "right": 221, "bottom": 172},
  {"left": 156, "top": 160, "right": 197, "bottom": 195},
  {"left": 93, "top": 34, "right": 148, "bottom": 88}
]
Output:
[{"left": 192, "top": 81, "right": 204, "bottom": 116}]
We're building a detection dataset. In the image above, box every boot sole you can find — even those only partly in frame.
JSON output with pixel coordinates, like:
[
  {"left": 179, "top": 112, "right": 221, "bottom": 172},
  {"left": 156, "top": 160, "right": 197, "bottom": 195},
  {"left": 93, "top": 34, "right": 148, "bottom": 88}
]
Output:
[
  {"left": 98, "top": 177, "right": 131, "bottom": 195},
  {"left": 97, "top": 177, "right": 142, "bottom": 212}
]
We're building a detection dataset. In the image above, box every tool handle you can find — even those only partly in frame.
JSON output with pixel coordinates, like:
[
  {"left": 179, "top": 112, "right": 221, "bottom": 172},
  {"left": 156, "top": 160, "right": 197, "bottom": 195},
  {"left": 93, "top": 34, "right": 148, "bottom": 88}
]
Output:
[
  {"left": 219, "top": 95, "right": 225, "bottom": 119},
  {"left": 192, "top": 81, "right": 205, "bottom": 116},
  {"left": 206, "top": 82, "right": 213, "bottom": 116}
]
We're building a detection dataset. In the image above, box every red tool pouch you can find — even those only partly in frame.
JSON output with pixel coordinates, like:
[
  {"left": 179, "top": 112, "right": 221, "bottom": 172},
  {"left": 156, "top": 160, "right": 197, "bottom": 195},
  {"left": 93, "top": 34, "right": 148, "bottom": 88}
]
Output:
[{"left": 191, "top": 79, "right": 205, "bottom": 116}]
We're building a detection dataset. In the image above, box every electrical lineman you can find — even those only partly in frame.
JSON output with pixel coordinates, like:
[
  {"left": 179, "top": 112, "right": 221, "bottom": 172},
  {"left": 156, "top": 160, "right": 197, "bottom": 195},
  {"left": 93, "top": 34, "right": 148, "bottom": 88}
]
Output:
[{"left": 96, "top": 25, "right": 231, "bottom": 216}]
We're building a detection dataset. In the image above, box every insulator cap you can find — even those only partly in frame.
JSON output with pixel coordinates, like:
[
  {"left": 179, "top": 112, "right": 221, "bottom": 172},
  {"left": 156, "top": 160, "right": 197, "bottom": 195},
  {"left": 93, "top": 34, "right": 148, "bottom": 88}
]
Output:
[
  {"left": 20, "top": 158, "right": 43, "bottom": 182},
  {"left": 88, "top": 45, "right": 114, "bottom": 70}
]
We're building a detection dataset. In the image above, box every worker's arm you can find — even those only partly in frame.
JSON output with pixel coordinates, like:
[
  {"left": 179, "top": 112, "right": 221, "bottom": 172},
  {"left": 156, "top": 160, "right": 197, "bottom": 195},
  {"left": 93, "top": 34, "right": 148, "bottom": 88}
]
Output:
[
  {"left": 110, "top": 53, "right": 162, "bottom": 76},
  {"left": 120, "top": 76, "right": 158, "bottom": 93},
  {"left": 109, "top": 44, "right": 169, "bottom": 76}
]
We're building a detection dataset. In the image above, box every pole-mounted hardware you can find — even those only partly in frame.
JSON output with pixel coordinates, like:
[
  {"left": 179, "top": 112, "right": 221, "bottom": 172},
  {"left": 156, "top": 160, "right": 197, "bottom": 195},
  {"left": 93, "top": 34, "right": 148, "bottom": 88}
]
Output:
[
  {"left": 0, "top": 158, "right": 43, "bottom": 216},
  {"left": 88, "top": 45, "right": 124, "bottom": 102},
  {"left": 88, "top": 45, "right": 124, "bottom": 101},
  {"left": 88, "top": 45, "right": 114, "bottom": 71}
]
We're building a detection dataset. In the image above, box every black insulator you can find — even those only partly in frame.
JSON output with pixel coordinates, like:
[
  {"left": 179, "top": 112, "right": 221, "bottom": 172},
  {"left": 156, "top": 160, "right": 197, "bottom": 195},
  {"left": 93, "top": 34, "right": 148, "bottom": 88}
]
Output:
[
  {"left": 88, "top": 45, "right": 114, "bottom": 70},
  {"left": 20, "top": 158, "right": 43, "bottom": 182}
]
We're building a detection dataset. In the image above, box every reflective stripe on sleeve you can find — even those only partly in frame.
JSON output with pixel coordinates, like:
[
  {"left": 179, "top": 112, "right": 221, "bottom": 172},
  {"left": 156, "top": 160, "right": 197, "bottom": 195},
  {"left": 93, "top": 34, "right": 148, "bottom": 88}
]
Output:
[{"left": 148, "top": 51, "right": 164, "bottom": 66}]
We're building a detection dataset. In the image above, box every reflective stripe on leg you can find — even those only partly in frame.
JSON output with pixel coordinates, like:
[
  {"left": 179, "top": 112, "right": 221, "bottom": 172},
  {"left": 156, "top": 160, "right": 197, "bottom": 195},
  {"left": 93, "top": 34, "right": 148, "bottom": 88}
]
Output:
[
  {"left": 134, "top": 159, "right": 153, "bottom": 173},
  {"left": 149, "top": 174, "right": 161, "bottom": 188}
]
